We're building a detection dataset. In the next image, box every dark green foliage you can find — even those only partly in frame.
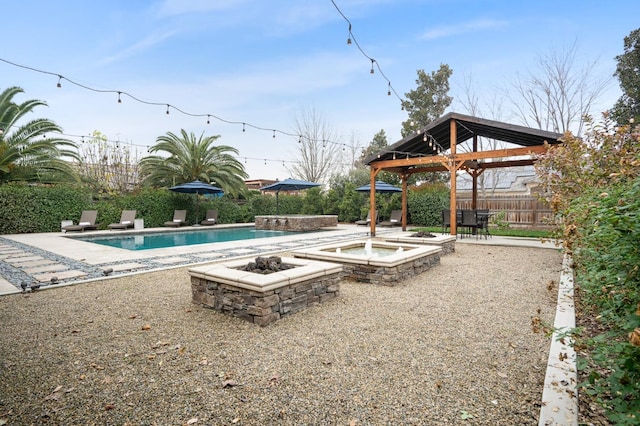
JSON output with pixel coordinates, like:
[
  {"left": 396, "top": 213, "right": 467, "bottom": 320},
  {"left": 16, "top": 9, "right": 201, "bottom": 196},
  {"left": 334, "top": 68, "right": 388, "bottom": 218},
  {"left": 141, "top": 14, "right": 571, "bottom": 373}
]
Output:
[
  {"left": 301, "top": 187, "right": 323, "bottom": 215},
  {"left": 407, "top": 183, "right": 450, "bottom": 226},
  {"left": 611, "top": 28, "right": 640, "bottom": 126},
  {"left": 570, "top": 177, "right": 640, "bottom": 423},
  {"left": 0, "top": 183, "right": 92, "bottom": 234}
]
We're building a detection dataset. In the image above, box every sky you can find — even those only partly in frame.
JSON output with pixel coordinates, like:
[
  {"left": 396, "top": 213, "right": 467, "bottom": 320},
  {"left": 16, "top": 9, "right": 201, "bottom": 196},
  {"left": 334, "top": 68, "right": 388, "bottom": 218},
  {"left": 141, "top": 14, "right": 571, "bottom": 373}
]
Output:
[{"left": 1, "top": 0, "right": 638, "bottom": 181}]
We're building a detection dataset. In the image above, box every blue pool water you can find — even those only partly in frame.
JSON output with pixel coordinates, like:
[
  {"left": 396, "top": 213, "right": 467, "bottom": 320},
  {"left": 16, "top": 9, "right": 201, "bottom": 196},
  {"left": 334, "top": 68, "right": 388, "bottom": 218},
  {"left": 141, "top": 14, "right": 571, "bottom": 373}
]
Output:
[{"left": 74, "top": 227, "right": 307, "bottom": 251}]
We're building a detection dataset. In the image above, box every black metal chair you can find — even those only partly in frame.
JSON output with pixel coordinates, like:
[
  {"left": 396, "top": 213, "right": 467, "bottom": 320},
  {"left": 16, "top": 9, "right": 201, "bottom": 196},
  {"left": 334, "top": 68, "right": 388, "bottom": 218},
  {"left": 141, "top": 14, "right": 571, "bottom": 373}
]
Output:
[
  {"left": 460, "top": 209, "right": 478, "bottom": 238},
  {"left": 441, "top": 209, "right": 451, "bottom": 234},
  {"left": 475, "top": 209, "right": 491, "bottom": 239}
]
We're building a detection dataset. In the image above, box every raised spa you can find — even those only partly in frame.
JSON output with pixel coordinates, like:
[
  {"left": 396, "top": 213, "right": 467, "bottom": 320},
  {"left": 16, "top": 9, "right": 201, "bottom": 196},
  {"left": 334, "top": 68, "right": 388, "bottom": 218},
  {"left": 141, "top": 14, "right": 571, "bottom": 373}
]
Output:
[{"left": 292, "top": 239, "right": 441, "bottom": 286}]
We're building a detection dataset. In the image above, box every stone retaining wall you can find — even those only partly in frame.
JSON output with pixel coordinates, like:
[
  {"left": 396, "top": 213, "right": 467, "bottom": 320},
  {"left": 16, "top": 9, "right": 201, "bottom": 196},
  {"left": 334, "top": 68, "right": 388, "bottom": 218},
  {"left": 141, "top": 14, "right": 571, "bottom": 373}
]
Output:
[{"left": 342, "top": 251, "right": 441, "bottom": 286}]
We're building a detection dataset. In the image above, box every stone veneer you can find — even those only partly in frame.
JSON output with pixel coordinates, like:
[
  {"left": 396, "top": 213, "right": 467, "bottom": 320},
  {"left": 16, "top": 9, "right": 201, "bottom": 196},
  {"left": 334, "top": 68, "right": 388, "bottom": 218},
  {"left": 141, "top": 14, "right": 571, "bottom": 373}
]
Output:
[
  {"left": 189, "top": 257, "right": 341, "bottom": 326},
  {"left": 293, "top": 241, "right": 442, "bottom": 286},
  {"left": 383, "top": 233, "right": 456, "bottom": 255},
  {"left": 255, "top": 215, "right": 337, "bottom": 231}
]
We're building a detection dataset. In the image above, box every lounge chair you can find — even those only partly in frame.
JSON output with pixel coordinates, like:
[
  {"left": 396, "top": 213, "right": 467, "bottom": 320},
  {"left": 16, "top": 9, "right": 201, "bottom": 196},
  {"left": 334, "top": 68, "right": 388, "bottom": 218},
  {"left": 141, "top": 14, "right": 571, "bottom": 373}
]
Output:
[
  {"left": 108, "top": 210, "right": 136, "bottom": 230},
  {"left": 164, "top": 210, "right": 188, "bottom": 227},
  {"left": 200, "top": 209, "right": 218, "bottom": 226},
  {"left": 63, "top": 210, "right": 98, "bottom": 232},
  {"left": 379, "top": 210, "right": 403, "bottom": 227},
  {"left": 355, "top": 210, "right": 377, "bottom": 226}
]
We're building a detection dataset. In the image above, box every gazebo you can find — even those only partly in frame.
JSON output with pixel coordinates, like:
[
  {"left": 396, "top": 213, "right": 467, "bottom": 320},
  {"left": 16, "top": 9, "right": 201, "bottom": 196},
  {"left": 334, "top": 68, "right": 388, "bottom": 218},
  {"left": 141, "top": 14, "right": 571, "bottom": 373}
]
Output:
[{"left": 364, "top": 112, "right": 564, "bottom": 236}]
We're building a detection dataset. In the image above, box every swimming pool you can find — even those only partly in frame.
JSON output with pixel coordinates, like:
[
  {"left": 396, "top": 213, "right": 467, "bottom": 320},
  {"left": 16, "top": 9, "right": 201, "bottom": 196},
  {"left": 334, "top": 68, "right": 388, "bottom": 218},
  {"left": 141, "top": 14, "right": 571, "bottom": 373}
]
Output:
[{"left": 73, "top": 227, "right": 309, "bottom": 251}]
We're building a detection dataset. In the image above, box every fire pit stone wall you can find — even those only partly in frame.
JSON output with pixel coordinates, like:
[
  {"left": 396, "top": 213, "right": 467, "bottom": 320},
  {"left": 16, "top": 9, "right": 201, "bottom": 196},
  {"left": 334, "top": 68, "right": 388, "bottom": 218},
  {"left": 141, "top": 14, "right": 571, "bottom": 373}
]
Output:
[{"left": 189, "top": 257, "right": 342, "bottom": 326}]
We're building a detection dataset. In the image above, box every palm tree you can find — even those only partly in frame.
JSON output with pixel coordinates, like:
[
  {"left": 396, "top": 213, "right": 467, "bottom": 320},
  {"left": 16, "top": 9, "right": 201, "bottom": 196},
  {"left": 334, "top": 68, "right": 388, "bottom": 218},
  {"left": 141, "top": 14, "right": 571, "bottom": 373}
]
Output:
[
  {"left": 0, "top": 86, "right": 79, "bottom": 183},
  {"left": 140, "top": 130, "right": 248, "bottom": 197}
]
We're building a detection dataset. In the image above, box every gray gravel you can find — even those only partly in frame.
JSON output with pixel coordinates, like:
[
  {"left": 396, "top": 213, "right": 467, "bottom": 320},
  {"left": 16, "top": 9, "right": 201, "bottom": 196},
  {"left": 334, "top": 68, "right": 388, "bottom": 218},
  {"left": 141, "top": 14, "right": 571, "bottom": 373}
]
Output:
[{"left": 0, "top": 244, "right": 562, "bottom": 425}]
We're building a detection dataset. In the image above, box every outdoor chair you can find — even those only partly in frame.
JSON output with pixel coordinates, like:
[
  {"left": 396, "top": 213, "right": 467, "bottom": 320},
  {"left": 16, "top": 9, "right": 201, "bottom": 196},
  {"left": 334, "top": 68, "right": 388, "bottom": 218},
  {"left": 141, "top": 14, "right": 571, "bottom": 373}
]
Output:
[
  {"left": 108, "top": 210, "right": 136, "bottom": 230},
  {"left": 441, "top": 209, "right": 451, "bottom": 235},
  {"left": 200, "top": 209, "right": 218, "bottom": 226},
  {"left": 379, "top": 210, "right": 403, "bottom": 227},
  {"left": 460, "top": 209, "right": 478, "bottom": 238},
  {"left": 355, "top": 210, "right": 377, "bottom": 226},
  {"left": 63, "top": 210, "right": 98, "bottom": 232},
  {"left": 164, "top": 210, "right": 188, "bottom": 227},
  {"left": 475, "top": 209, "right": 491, "bottom": 239}
]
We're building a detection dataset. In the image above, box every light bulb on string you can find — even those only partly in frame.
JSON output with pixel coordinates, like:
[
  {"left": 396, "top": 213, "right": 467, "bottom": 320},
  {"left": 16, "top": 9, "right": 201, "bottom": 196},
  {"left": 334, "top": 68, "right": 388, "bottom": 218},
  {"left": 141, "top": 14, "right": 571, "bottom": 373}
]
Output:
[
  {"left": 272, "top": 130, "right": 276, "bottom": 138},
  {"left": 370, "top": 59, "right": 375, "bottom": 74},
  {"left": 387, "top": 82, "right": 391, "bottom": 96},
  {"left": 166, "top": 105, "right": 170, "bottom": 115},
  {"left": 56, "top": 75, "right": 62, "bottom": 88},
  {"left": 264, "top": 159, "right": 266, "bottom": 165},
  {"left": 244, "top": 157, "right": 247, "bottom": 163},
  {"left": 347, "top": 24, "right": 352, "bottom": 45},
  {"left": 423, "top": 133, "right": 427, "bottom": 142},
  {"left": 207, "top": 115, "right": 210, "bottom": 124},
  {"left": 117, "top": 92, "right": 122, "bottom": 103},
  {"left": 392, "top": 152, "right": 396, "bottom": 160},
  {"left": 242, "top": 123, "right": 246, "bottom": 132},
  {"left": 298, "top": 135, "right": 302, "bottom": 143}
]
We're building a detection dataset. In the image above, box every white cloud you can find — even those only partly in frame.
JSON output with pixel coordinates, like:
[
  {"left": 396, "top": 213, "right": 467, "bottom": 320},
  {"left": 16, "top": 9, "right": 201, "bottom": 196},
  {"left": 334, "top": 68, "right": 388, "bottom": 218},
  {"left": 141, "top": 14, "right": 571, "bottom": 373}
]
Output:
[
  {"left": 420, "top": 18, "right": 508, "bottom": 40},
  {"left": 101, "top": 30, "right": 178, "bottom": 64}
]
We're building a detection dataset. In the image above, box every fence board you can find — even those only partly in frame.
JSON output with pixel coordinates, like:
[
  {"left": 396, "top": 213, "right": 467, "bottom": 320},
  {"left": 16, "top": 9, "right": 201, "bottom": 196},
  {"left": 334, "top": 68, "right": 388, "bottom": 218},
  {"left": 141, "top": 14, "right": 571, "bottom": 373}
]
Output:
[{"left": 456, "top": 194, "right": 552, "bottom": 229}]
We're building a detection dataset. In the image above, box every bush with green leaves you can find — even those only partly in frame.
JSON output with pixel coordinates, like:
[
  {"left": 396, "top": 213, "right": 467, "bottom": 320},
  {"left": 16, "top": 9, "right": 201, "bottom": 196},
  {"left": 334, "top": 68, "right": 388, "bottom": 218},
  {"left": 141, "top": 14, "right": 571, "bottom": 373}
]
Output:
[
  {"left": 407, "top": 183, "right": 449, "bottom": 226},
  {"left": 536, "top": 115, "right": 640, "bottom": 423},
  {"left": 0, "top": 183, "right": 93, "bottom": 234}
]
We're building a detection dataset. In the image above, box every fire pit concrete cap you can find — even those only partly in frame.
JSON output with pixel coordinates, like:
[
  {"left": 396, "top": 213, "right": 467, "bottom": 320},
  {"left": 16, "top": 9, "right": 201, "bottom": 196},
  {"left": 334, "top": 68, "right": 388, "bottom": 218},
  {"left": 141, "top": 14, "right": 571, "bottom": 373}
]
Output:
[
  {"left": 383, "top": 232, "right": 456, "bottom": 245},
  {"left": 293, "top": 241, "right": 442, "bottom": 268},
  {"left": 189, "top": 257, "right": 342, "bottom": 293}
]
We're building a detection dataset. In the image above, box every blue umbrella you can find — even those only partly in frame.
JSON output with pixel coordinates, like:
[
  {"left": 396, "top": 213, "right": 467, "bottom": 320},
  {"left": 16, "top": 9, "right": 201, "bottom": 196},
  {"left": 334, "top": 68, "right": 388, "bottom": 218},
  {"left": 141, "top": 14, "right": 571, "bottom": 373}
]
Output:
[
  {"left": 259, "top": 178, "right": 321, "bottom": 214},
  {"left": 355, "top": 181, "right": 402, "bottom": 193},
  {"left": 169, "top": 180, "right": 224, "bottom": 223}
]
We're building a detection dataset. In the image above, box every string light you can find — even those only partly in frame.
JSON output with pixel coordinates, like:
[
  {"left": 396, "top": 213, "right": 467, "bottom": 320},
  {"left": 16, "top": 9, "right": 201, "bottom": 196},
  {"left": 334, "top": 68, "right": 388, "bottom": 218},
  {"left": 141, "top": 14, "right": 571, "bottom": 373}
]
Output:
[
  {"left": 207, "top": 115, "right": 210, "bottom": 124},
  {"left": 0, "top": 57, "right": 357, "bottom": 153},
  {"left": 331, "top": 0, "right": 404, "bottom": 104},
  {"left": 272, "top": 130, "right": 276, "bottom": 138}
]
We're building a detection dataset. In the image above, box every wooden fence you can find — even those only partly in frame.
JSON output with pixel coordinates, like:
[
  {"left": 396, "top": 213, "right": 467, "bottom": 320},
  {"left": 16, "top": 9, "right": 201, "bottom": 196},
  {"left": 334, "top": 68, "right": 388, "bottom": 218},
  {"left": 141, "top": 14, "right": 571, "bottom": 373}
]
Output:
[{"left": 456, "top": 194, "right": 553, "bottom": 229}]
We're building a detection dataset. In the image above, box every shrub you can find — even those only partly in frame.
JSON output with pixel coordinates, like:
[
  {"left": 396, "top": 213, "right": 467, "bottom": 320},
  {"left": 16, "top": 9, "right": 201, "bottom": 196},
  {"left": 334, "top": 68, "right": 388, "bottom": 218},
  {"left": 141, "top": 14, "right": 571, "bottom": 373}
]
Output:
[{"left": 407, "top": 183, "right": 450, "bottom": 226}]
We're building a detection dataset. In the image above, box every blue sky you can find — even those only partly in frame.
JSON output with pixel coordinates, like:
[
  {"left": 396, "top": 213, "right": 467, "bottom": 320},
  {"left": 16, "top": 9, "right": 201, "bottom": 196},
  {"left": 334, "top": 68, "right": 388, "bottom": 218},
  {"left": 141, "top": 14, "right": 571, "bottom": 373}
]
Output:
[{"left": 2, "top": 0, "right": 638, "bottom": 180}]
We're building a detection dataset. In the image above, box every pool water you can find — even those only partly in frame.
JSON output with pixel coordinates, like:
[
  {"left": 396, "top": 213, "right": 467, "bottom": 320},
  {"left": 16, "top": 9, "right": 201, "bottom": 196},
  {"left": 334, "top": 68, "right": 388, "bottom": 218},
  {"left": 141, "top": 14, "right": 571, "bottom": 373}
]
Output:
[{"left": 75, "top": 227, "right": 307, "bottom": 251}]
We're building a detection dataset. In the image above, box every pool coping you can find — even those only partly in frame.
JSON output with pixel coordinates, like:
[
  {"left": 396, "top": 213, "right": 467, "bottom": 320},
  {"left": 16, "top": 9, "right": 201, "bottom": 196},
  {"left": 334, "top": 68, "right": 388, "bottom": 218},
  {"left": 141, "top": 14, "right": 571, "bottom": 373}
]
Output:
[{"left": 0, "top": 224, "right": 384, "bottom": 294}]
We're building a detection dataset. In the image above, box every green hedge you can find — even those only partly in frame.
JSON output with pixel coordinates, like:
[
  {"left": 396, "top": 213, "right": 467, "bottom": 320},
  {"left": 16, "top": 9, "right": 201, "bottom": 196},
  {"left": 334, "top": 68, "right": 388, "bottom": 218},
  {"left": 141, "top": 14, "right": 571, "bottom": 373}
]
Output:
[
  {"left": 0, "top": 182, "right": 454, "bottom": 233},
  {"left": 0, "top": 183, "right": 93, "bottom": 234},
  {"left": 408, "top": 183, "right": 450, "bottom": 226}
]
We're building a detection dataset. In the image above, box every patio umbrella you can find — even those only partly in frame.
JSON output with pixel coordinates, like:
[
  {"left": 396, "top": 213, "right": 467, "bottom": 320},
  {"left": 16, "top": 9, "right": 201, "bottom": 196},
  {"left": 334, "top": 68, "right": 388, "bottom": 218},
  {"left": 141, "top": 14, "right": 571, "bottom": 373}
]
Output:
[
  {"left": 355, "top": 181, "right": 402, "bottom": 193},
  {"left": 169, "top": 180, "right": 224, "bottom": 223},
  {"left": 259, "top": 178, "right": 321, "bottom": 214}
]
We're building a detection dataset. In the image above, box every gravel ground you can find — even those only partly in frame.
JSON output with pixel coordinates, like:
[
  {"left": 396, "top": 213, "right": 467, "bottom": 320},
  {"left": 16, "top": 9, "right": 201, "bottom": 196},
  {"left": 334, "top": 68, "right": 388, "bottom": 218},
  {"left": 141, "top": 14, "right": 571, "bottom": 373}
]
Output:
[{"left": 0, "top": 244, "right": 562, "bottom": 425}]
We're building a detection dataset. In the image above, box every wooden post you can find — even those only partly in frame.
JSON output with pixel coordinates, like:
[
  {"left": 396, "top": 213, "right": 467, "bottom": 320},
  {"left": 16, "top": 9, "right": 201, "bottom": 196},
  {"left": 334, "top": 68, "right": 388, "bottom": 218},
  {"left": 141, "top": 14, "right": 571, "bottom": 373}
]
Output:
[
  {"left": 369, "top": 170, "right": 377, "bottom": 237},
  {"left": 401, "top": 174, "right": 408, "bottom": 231},
  {"left": 450, "top": 119, "right": 457, "bottom": 235}
]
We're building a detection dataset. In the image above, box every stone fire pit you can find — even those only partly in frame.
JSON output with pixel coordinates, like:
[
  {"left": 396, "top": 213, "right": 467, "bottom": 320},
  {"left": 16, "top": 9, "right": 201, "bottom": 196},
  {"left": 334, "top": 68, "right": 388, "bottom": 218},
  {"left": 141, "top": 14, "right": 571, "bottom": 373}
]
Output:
[
  {"left": 189, "top": 256, "right": 342, "bottom": 326},
  {"left": 384, "top": 232, "right": 456, "bottom": 255}
]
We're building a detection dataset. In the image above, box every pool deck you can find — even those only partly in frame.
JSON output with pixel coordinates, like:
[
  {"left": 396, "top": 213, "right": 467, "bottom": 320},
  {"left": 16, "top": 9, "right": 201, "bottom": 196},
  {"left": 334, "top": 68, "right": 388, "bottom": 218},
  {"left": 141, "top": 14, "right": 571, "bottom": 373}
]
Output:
[
  {"left": 0, "top": 224, "right": 382, "bottom": 295},
  {"left": 0, "top": 225, "right": 559, "bottom": 295}
]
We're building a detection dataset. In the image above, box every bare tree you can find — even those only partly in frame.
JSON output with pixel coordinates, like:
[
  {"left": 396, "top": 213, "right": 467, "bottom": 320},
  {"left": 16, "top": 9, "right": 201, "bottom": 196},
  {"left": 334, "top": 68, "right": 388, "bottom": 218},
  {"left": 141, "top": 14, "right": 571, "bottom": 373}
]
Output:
[
  {"left": 456, "top": 72, "right": 508, "bottom": 196},
  {"left": 506, "top": 41, "right": 611, "bottom": 136},
  {"left": 287, "top": 106, "right": 341, "bottom": 184},
  {"left": 78, "top": 131, "right": 140, "bottom": 194}
]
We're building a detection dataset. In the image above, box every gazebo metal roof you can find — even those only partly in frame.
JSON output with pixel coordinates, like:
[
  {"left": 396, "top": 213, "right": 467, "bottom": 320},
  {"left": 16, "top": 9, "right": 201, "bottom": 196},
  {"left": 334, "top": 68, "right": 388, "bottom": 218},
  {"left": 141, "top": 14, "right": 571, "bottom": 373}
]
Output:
[{"left": 365, "top": 112, "right": 563, "bottom": 164}]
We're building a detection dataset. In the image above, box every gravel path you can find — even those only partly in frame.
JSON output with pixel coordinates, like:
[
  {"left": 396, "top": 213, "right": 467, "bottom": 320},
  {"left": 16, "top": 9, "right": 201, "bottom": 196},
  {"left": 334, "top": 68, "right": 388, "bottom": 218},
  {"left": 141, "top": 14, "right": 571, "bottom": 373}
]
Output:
[{"left": 0, "top": 244, "right": 562, "bottom": 425}]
